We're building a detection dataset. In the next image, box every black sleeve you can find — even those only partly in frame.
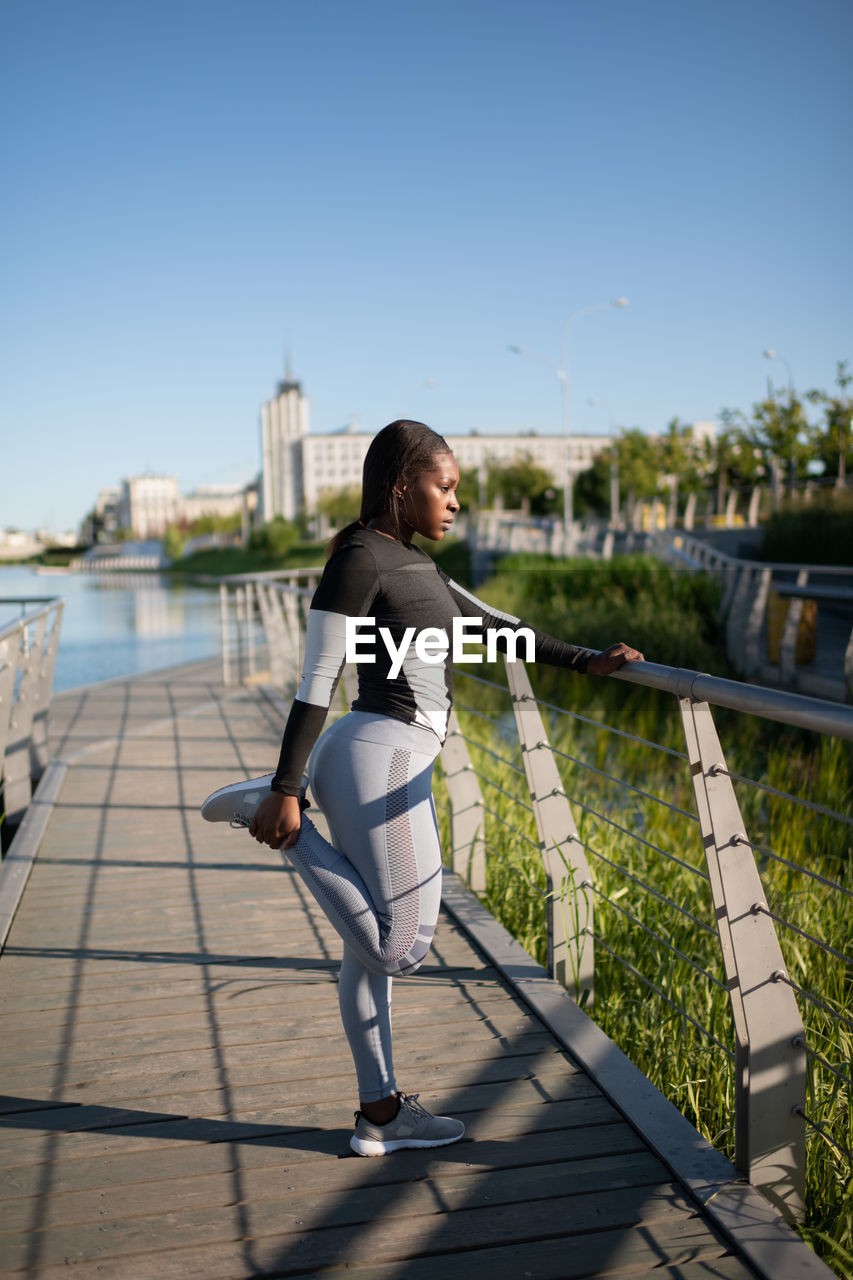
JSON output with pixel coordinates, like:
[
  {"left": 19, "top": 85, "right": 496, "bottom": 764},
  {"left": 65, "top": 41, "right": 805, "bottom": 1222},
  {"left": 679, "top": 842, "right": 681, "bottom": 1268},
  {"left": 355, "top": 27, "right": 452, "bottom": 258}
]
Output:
[
  {"left": 270, "top": 540, "right": 380, "bottom": 794},
  {"left": 437, "top": 568, "right": 595, "bottom": 674}
]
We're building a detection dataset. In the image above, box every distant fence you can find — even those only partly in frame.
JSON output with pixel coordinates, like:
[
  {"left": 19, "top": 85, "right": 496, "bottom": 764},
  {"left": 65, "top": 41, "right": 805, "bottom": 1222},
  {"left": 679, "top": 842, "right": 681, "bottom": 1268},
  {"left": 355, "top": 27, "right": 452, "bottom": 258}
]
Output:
[
  {"left": 0, "top": 597, "right": 64, "bottom": 846},
  {"left": 659, "top": 532, "right": 853, "bottom": 701},
  {"left": 217, "top": 568, "right": 852, "bottom": 1225}
]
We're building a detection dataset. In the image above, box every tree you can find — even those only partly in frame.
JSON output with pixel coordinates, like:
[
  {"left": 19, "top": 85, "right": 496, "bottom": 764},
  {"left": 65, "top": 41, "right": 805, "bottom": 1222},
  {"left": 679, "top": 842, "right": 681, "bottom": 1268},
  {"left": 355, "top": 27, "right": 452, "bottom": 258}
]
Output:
[
  {"left": 807, "top": 360, "right": 853, "bottom": 485},
  {"left": 746, "top": 389, "right": 815, "bottom": 502},
  {"left": 574, "top": 454, "right": 611, "bottom": 517},
  {"left": 249, "top": 517, "right": 299, "bottom": 556},
  {"left": 706, "top": 418, "right": 765, "bottom": 513},
  {"left": 611, "top": 429, "right": 663, "bottom": 523},
  {"left": 455, "top": 465, "right": 480, "bottom": 512},
  {"left": 315, "top": 484, "right": 362, "bottom": 526},
  {"left": 484, "top": 453, "right": 559, "bottom": 515},
  {"left": 659, "top": 419, "right": 704, "bottom": 522}
]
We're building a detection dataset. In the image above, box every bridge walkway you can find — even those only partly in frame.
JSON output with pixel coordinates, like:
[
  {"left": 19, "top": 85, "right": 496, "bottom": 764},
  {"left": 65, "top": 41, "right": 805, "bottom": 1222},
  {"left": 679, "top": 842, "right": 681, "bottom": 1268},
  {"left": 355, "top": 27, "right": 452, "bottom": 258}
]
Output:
[{"left": 0, "top": 658, "right": 812, "bottom": 1279}]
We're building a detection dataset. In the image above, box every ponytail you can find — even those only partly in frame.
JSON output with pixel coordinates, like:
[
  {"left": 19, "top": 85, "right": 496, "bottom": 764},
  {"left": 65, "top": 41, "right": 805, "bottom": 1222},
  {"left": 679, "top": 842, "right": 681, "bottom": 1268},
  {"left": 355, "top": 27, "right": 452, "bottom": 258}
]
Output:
[{"left": 326, "top": 518, "right": 364, "bottom": 560}]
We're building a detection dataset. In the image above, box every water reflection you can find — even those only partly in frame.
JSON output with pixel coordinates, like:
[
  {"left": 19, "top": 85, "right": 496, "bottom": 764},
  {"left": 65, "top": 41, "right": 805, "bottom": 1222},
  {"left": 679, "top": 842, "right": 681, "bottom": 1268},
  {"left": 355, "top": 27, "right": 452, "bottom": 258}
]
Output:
[{"left": 0, "top": 566, "right": 222, "bottom": 692}]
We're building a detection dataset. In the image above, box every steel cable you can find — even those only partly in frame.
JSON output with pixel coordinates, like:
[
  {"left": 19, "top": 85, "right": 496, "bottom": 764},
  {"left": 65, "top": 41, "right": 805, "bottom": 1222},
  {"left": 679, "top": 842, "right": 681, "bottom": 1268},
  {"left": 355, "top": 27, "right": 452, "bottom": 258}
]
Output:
[
  {"left": 522, "top": 691, "right": 687, "bottom": 760},
  {"left": 587, "top": 883, "right": 727, "bottom": 991},
  {"left": 584, "top": 843, "right": 716, "bottom": 934},
  {"left": 732, "top": 833, "right": 853, "bottom": 900},
  {"left": 566, "top": 793, "right": 709, "bottom": 881},
  {"left": 754, "top": 904, "right": 853, "bottom": 968},
  {"left": 712, "top": 764, "right": 853, "bottom": 829},
  {"left": 548, "top": 741, "right": 698, "bottom": 821},
  {"left": 589, "top": 932, "right": 733, "bottom": 1058}
]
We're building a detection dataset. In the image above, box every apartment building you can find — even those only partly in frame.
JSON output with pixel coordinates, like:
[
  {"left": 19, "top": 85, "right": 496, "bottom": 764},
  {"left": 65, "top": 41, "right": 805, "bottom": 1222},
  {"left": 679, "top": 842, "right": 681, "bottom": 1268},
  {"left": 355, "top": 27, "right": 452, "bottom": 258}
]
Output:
[{"left": 260, "top": 376, "right": 612, "bottom": 520}]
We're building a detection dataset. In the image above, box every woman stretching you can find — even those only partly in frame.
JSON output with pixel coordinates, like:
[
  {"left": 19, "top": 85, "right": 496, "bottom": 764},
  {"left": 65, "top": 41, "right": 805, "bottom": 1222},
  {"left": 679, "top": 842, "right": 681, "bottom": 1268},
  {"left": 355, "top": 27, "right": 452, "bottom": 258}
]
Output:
[{"left": 203, "top": 420, "right": 642, "bottom": 1156}]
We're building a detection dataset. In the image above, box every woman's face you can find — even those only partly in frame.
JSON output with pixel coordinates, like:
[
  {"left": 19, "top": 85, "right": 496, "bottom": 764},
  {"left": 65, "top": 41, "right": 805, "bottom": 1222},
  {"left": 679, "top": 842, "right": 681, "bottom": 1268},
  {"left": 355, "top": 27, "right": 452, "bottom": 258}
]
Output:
[{"left": 399, "top": 452, "right": 461, "bottom": 541}]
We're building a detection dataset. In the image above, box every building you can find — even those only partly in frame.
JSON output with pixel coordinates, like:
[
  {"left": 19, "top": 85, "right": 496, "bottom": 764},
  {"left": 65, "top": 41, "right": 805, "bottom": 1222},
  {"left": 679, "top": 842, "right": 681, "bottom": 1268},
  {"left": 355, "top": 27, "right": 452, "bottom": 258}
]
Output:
[
  {"left": 259, "top": 375, "right": 613, "bottom": 521},
  {"left": 118, "top": 474, "right": 180, "bottom": 539},
  {"left": 179, "top": 484, "right": 252, "bottom": 524},
  {"left": 78, "top": 486, "right": 121, "bottom": 544},
  {"left": 261, "top": 378, "right": 309, "bottom": 521}
]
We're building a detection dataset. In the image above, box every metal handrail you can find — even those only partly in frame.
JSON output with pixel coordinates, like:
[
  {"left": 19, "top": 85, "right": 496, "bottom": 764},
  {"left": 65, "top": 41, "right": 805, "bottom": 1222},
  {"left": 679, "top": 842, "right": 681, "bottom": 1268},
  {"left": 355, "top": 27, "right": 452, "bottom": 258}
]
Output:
[
  {"left": 0, "top": 596, "right": 65, "bottom": 842},
  {"left": 610, "top": 658, "right": 853, "bottom": 739}
]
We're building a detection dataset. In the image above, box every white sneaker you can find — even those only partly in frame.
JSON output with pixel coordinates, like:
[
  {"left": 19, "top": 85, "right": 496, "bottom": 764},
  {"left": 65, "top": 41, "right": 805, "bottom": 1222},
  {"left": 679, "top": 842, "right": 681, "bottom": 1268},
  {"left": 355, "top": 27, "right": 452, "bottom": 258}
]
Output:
[
  {"left": 200, "top": 775, "right": 276, "bottom": 828},
  {"left": 350, "top": 1093, "right": 465, "bottom": 1157}
]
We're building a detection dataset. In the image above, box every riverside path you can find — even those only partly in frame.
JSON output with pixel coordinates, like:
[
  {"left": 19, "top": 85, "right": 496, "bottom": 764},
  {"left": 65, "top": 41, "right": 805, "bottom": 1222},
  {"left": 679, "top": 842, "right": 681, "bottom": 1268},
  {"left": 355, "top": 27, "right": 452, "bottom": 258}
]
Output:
[{"left": 0, "top": 657, "right": 833, "bottom": 1279}]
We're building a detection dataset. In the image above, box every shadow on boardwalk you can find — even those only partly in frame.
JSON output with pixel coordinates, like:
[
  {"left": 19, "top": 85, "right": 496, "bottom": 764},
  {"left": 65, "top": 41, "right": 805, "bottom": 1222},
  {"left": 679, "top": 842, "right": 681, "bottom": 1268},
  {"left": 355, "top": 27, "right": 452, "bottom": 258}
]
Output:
[{"left": 0, "top": 658, "right": 808, "bottom": 1279}]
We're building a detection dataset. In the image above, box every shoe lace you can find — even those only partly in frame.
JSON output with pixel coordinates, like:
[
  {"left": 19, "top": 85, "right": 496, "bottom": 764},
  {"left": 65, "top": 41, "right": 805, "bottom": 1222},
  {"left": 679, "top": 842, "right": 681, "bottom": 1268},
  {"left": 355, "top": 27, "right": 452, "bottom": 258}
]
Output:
[
  {"left": 229, "top": 815, "right": 250, "bottom": 829},
  {"left": 398, "top": 1092, "right": 431, "bottom": 1121}
]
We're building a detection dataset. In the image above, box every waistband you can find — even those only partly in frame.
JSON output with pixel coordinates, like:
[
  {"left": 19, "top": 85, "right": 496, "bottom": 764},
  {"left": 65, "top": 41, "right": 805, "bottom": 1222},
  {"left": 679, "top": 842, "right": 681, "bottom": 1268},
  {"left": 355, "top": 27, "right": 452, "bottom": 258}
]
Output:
[{"left": 324, "top": 710, "right": 441, "bottom": 755}]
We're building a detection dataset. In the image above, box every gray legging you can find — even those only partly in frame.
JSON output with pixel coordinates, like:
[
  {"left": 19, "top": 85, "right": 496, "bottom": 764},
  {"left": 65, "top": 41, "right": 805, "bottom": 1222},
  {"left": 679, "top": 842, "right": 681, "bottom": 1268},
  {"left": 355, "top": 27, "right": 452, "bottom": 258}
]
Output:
[{"left": 285, "top": 710, "right": 443, "bottom": 1102}]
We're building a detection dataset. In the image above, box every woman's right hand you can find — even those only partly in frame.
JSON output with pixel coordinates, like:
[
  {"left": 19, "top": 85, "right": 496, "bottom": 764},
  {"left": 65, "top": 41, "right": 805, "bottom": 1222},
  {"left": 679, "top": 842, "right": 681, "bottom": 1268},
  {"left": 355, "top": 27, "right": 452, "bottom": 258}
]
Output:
[{"left": 250, "top": 792, "right": 303, "bottom": 850}]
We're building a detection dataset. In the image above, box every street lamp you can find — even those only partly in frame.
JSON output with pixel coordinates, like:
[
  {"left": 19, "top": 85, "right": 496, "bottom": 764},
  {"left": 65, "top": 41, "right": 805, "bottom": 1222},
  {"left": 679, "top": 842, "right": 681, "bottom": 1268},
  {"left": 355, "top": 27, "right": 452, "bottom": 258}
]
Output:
[
  {"left": 509, "top": 297, "right": 628, "bottom": 539},
  {"left": 763, "top": 348, "right": 794, "bottom": 397}
]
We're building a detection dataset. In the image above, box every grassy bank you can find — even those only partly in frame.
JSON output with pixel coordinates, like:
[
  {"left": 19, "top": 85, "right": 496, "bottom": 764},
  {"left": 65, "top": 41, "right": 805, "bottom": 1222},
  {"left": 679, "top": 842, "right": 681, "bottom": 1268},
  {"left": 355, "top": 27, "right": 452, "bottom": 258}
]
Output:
[
  {"left": 433, "top": 554, "right": 852, "bottom": 1275},
  {"left": 170, "top": 541, "right": 327, "bottom": 577},
  {"left": 170, "top": 533, "right": 470, "bottom": 581}
]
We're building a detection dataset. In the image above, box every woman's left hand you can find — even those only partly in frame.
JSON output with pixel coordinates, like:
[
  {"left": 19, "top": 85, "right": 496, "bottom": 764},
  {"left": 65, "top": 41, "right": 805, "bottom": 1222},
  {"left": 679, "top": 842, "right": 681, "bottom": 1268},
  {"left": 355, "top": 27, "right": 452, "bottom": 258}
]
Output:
[{"left": 587, "top": 642, "right": 645, "bottom": 675}]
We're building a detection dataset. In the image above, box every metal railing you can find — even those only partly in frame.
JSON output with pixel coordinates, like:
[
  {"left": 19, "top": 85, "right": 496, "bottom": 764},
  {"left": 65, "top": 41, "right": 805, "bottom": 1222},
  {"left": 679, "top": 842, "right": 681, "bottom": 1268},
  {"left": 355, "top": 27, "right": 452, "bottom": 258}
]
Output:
[
  {"left": 218, "top": 569, "right": 321, "bottom": 687},
  {"left": 658, "top": 532, "right": 853, "bottom": 700},
  {"left": 0, "top": 597, "right": 64, "bottom": 843},
  {"left": 442, "top": 657, "right": 852, "bottom": 1226},
  {"left": 215, "top": 571, "right": 852, "bottom": 1226}
]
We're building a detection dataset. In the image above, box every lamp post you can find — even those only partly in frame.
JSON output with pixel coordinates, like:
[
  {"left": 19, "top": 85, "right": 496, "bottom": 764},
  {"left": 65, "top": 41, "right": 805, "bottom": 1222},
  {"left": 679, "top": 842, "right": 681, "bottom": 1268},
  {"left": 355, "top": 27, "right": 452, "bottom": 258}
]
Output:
[
  {"left": 763, "top": 348, "right": 794, "bottom": 397},
  {"left": 509, "top": 297, "right": 628, "bottom": 540}
]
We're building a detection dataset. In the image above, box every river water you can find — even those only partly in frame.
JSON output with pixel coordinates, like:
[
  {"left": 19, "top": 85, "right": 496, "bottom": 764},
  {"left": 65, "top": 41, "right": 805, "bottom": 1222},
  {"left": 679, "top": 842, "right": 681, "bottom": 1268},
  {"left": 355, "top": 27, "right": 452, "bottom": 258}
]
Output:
[{"left": 0, "top": 566, "right": 223, "bottom": 693}]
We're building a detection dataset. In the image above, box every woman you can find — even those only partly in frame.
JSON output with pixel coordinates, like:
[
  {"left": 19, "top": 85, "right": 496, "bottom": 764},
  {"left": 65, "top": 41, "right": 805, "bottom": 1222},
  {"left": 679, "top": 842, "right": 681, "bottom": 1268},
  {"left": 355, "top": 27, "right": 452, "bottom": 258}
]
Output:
[{"left": 203, "top": 419, "right": 642, "bottom": 1157}]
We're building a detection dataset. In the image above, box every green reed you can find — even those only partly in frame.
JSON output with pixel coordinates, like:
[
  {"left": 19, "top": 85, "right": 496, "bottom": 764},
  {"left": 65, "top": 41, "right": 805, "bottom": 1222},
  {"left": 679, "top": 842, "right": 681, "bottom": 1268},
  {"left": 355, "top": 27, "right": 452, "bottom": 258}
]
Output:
[{"left": 433, "top": 556, "right": 853, "bottom": 1276}]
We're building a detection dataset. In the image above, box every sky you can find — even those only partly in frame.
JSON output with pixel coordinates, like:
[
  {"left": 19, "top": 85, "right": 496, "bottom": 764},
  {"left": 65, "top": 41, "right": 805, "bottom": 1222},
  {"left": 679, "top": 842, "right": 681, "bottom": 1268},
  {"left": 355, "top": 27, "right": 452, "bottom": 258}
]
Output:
[{"left": 2, "top": 0, "right": 851, "bottom": 532}]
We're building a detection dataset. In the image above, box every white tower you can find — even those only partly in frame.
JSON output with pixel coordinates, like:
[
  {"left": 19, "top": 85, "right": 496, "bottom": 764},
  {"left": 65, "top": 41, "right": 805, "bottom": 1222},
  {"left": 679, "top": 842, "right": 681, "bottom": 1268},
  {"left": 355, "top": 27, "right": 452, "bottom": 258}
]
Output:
[{"left": 260, "top": 367, "right": 309, "bottom": 521}]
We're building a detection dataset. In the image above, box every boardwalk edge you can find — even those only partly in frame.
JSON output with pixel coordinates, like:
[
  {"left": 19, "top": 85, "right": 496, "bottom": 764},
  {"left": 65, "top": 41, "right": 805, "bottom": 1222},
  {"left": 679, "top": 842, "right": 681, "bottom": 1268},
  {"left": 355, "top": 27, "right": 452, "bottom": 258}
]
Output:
[{"left": 440, "top": 869, "right": 835, "bottom": 1280}]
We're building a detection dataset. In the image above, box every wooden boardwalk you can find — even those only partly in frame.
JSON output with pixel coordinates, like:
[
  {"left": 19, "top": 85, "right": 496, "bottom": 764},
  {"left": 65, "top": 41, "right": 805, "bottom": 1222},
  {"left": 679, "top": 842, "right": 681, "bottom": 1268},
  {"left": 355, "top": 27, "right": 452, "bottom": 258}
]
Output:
[{"left": 0, "top": 659, "right": 822, "bottom": 1279}]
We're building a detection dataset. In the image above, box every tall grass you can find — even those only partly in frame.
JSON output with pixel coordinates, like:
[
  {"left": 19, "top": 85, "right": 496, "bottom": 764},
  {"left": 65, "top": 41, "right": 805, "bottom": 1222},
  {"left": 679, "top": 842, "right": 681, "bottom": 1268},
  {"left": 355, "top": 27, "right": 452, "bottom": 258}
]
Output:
[
  {"left": 760, "top": 490, "right": 853, "bottom": 566},
  {"left": 434, "top": 555, "right": 853, "bottom": 1277}
]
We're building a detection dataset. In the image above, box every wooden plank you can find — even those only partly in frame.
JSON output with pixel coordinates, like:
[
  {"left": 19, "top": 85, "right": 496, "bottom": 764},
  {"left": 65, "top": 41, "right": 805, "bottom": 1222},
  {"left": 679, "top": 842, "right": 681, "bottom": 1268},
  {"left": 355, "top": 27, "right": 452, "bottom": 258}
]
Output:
[
  {"left": 0, "top": 1182, "right": 699, "bottom": 1273},
  {"left": 2, "top": 1118, "right": 646, "bottom": 1198},
  {"left": 0, "top": 1096, "right": 622, "bottom": 1167},
  {"left": 0, "top": 663, "right": 820, "bottom": 1280},
  {"left": 1, "top": 1148, "right": 669, "bottom": 1232},
  {"left": 0, "top": 1217, "right": 733, "bottom": 1280}
]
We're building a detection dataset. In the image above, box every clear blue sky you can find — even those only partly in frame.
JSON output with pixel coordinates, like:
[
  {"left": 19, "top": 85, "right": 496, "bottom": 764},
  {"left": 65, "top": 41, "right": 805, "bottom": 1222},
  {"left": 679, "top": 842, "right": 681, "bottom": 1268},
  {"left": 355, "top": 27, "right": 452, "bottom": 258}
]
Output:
[{"left": 2, "top": 0, "right": 851, "bottom": 531}]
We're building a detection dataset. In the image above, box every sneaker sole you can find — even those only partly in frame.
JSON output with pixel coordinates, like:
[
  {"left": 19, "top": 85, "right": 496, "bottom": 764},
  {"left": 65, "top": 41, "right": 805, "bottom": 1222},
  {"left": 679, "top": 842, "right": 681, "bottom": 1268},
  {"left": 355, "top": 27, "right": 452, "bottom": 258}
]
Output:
[
  {"left": 200, "top": 775, "right": 275, "bottom": 824},
  {"left": 349, "top": 1132, "right": 464, "bottom": 1157}
]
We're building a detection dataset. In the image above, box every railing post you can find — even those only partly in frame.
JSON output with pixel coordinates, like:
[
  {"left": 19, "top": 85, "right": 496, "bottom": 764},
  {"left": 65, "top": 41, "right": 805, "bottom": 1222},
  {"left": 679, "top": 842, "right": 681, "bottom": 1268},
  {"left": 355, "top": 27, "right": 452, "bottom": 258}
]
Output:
[
  {"left": 505, "top": 660, "right": 594, "bottom": 1005},
  {"left": 0, "top": 627, "right": 21, "bottom": 817},
  {"left": 743, "top": 567, "right": 772, "bottom": 676},
  {"left": 235, "top": 586, "right": 247, "bottom": 683},
  {"left": 779, "top": 570, "right": 809, "bottom": 684},
  {"left": 2, "top": 619, "right": 41, "bottom": 824},
  {"left": 219, "top": 584, "right": 231, "bottom": 685},
  {"left": 28, "top": 603, "right": 63, "bottom": 781},
  {"left": 439, "top": 708, "right": 486, "bottom": 893},
  {"left": 256, "top": 586, "right": 288, "bottom": 688},
  {"left": 245, "top": 583, "right": 257, "bottom": 680},
  {"left": 678, "top": 694, "right": 806, "bottom": 1221}
]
